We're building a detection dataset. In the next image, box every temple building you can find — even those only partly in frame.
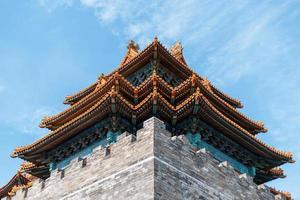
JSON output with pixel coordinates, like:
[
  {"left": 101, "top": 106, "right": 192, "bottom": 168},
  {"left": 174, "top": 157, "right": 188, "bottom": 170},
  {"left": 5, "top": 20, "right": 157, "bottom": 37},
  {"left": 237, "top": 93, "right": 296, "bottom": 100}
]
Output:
[{"left": 0, "top": 38, "right": 294, "bottom": 199}]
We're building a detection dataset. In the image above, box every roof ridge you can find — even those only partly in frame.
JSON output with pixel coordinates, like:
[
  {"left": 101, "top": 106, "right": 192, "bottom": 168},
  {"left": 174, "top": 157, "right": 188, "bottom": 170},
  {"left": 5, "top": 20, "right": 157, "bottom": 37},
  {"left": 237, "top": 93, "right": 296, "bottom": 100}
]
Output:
[{"left": 64, "top": 82, "right": 98, "bottom": 105}]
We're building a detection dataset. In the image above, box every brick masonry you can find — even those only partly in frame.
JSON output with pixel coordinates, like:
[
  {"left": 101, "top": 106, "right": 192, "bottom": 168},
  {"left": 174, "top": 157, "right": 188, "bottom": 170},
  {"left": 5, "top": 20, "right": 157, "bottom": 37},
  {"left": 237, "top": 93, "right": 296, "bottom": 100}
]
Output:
[{"left": 4, "top": 117, "right": 287, "bottom": 200}]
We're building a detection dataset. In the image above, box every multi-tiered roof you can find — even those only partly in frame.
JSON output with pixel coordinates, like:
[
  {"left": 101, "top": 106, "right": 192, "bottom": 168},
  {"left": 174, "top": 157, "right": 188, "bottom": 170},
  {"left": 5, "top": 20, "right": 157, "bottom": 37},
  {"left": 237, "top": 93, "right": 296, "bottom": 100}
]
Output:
[{"left": 10, "top": 38, "right": 293, "bottom": 186}]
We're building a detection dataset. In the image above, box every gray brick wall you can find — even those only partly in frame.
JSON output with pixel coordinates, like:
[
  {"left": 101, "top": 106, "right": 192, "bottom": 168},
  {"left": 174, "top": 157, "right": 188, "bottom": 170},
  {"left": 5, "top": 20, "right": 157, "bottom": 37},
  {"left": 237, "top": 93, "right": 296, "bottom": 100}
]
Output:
[{"left": 5, "top": 117, "right": 285, "bottom": 200}]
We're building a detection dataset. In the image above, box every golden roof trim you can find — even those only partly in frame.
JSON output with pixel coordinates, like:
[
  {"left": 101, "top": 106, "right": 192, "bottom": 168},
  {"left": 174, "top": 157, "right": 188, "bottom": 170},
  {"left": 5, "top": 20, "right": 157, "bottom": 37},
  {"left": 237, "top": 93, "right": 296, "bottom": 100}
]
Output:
[
  {"left": 41, "top": 71, "right": 264, "bottom": 133},
  {"left": 13, "top": 87, "right": 293, "bottom": 161}
]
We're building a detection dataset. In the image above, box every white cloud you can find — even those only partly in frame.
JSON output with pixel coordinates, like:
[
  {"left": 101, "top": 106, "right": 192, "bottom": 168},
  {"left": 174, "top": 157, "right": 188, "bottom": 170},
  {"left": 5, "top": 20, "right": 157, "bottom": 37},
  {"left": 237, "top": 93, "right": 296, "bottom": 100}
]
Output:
[
  {"left": 76, "top": 0, "right": 299, "bottom": 85},
  {"left": 35, "top": 0, "right": 300, "bottom": 80},
  {"left": 37, "top": 0, "right": 74, "bottom": 12},
  {"left": 80, "top": 0, "right": 204, "bottom": 45},
  {"left": 80, "top": 0, "right": 98, "bottom": 7},
  {"left": 20, "top": 107, "right": 56, "bottom": 136},
  {"left": 5, "top": 107, "right": 57, "bottom": 136}
]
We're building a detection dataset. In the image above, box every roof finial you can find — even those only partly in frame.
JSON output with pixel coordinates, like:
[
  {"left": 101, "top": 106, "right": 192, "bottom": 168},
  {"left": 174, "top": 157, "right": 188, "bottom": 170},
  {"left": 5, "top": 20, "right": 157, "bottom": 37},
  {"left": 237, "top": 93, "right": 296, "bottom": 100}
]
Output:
[
  {"left": 170, "top": 41, "right": 187, "bottom": 65},
  {"left": 127, "top": 40, "right": 139, "bottom": 52},
  {"left": 153, "top": 36, "right": 158, "bottom": 43},
  {"left": 119, "top": 40, "right": 140, "bottom": 67}
]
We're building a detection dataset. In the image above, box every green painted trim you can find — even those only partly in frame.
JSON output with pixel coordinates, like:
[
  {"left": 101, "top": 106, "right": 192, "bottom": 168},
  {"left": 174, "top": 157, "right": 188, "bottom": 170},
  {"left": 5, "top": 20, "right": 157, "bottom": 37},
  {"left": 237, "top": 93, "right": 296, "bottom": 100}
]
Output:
[
  {"left": 186, "top": 132, "right": 256, "bottom": 176},
  {"left": 50, "top": 132, "right": 119, "bottom": 171}
]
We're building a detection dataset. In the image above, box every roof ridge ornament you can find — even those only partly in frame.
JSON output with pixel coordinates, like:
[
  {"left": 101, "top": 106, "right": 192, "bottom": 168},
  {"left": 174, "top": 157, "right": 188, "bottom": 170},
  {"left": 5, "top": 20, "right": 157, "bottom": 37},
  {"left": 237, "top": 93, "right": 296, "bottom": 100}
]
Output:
[
  {"left": 202, "top": 78, "right": 211, "bottom": 88},
  {"left": 119, "top": 40, "right": 140, "bottom": 67},
  {"left": 127, "top": 40, "right": 139, "bottom": 52},
  {"left": 170, "top": 41, "right": 187, "bottom": 65},
  {"left": 96, "top": 73, "right": 107, "bottom": 89}
]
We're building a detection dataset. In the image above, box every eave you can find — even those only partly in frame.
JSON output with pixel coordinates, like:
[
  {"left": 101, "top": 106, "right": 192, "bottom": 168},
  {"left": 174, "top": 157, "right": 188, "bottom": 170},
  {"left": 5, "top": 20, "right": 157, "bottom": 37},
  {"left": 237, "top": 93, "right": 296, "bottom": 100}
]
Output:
[
  {"left": 13, "top": 88, "right": 293, "bottom": 167},
  {"left": 0, "top": 173, "right": 31, "bottom": 199},
  {"left": 21, "top": 162, "right": 49, "bottom": 179},
  {"left": 39, "top": 74, "right": 116, "bottom": 130},
  {"left": 254, "top": 168, "right": 286, "bottom": 184},
  {"left": 14, "top": 92, "right": 112, "bottom": 157},
  {"left": 199, "top": 95, "right": 292, "bottom": 163}
]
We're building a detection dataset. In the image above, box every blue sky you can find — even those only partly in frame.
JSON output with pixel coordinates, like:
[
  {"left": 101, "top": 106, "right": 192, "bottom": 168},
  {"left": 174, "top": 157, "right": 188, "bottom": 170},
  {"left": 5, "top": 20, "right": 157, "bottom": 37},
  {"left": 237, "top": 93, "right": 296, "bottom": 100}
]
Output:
[{"left": 0, "top": 0, "right": 300, "bottom": 198}]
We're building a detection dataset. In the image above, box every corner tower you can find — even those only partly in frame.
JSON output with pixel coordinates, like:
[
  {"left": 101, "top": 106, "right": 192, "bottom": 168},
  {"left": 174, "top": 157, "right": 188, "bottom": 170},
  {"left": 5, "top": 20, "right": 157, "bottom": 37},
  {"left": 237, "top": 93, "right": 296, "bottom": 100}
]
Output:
[{"left": 1, "top": 38, "right": 293, "bottom": 200}]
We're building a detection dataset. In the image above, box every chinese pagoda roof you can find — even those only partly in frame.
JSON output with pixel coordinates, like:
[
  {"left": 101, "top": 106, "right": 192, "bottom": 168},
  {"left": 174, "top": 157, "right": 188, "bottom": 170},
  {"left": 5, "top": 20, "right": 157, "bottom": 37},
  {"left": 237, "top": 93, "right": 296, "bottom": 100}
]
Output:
[
  {"left": 0, "top": 170, "right": 33, "bottom": 198},
  {"left": 11, "top": 38, "right": 293, "bottom": 183}
]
